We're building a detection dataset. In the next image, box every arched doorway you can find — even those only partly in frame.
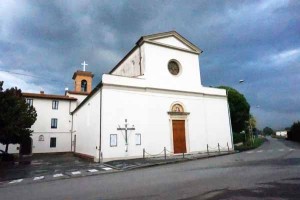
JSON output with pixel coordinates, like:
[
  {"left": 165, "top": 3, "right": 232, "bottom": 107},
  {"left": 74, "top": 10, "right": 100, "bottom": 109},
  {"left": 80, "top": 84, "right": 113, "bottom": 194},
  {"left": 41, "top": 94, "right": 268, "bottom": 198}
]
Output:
[
  {"left": 168, "top": 103, "right": 190, "bottom": 154},
  {"left": 20, "top": 137, "right": 32, "bottom": 155}
]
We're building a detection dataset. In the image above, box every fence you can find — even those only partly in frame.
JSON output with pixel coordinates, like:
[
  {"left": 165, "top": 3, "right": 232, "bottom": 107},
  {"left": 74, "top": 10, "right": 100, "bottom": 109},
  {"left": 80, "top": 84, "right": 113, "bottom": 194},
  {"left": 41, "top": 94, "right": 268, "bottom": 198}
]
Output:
[{"left": 142, "top": 142, "right": 232, "bottom": 160}]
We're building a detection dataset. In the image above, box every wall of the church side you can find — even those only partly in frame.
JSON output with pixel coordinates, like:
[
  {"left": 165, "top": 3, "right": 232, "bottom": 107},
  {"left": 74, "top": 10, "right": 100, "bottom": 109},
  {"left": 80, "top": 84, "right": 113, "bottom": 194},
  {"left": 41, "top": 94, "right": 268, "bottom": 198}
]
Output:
[
  {"left": 112, "top": 47, "right": 144, "bottom": 77},
  {"left": 72, "top": 91, "right": 101, "bottom": 161},
  {"left": 143, "top": 43, "right": 202, "bottom": 91},
  {"left": 203, "top": 96, "right": 233, "bottom": 149},
  {"left": 67, "top": 93, "right": 88, "bottom": 110},
  {"left": 100, "top": 83, "right": 232, "bottom": 161},
  {"left": 191, "top": 95, "right": 232, "bottom": 151},
  {"left": 101, "top": 86, "right": 149, "bottom": 159}
]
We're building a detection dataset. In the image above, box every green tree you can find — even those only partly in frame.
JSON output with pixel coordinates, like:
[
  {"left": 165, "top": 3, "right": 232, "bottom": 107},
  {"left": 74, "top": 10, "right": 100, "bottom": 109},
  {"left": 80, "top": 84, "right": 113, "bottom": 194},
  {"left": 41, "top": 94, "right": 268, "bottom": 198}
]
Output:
[
  {"left": 0, "top": 81, "right": 3, "bottom": 92},
  {"left": 0, "top": 86, "right": 37, "bottom": 153},
  {"left": 218, "top": 86, "right": 250, "bottom": 133},
  {"left": 288, "top": 121, "right": 300, "bottom": 142},
  {"left": 263, "top": 126, "right": 274, "bottom": 135},
  {"left": 249, "top": 114, "right": 256, "bottom": 130}
]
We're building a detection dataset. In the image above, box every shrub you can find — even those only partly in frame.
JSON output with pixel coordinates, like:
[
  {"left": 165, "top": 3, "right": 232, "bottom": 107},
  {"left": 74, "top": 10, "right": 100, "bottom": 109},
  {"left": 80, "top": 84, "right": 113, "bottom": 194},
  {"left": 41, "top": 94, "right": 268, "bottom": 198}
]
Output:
[
  {"left": 233, "top": 132, "right": 245, "bottom": 144},
  {"left": 288, "top": 121, "right": 300, "bottom": 142}
]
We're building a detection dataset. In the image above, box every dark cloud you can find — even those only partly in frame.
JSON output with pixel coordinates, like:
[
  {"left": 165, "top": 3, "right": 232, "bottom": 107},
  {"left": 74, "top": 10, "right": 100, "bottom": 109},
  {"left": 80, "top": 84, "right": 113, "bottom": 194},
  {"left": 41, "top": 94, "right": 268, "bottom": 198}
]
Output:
[{"left": 0, "top": 0, "right": 299, "bottom": 130}]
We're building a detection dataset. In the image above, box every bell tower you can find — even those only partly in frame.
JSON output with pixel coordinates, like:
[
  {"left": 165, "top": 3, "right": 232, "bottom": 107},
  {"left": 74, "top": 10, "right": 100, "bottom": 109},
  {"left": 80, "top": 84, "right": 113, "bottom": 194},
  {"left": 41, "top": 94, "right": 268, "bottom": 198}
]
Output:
[{"left": 72, "top": 61, "right": 94, "bottom": 93}]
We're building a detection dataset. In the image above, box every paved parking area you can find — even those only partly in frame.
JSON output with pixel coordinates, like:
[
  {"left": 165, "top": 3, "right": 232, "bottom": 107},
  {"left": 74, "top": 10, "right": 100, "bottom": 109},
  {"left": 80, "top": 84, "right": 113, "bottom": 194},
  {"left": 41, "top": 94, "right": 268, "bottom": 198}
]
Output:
[{"left": 0, "top": 153, "right": 114, "bottom": 183}]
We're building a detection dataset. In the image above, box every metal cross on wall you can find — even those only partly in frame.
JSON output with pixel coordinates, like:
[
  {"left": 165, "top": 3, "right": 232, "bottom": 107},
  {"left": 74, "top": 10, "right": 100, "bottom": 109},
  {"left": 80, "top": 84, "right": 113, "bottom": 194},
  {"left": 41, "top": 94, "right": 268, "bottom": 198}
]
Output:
[{"left": 117, "top": 119, "right": 135, "bottom": 152}]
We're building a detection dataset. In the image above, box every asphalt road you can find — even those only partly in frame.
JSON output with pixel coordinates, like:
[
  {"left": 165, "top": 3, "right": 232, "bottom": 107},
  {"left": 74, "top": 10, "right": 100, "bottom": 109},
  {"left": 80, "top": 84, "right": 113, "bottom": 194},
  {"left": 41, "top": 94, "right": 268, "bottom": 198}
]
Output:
[{"left": 1, "top": 137, "right": 300, "bottom": 200}]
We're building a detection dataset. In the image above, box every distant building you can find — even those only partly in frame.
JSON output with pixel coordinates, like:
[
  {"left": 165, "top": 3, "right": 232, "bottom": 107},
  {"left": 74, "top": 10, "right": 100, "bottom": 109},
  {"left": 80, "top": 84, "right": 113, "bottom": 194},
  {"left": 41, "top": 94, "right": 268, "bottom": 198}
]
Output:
[
  {"left": 1, "top": 31, "right": 234, "bottom": 162},
  {"left": 276, "top": 130, "right": 287, "bottom": 138}
]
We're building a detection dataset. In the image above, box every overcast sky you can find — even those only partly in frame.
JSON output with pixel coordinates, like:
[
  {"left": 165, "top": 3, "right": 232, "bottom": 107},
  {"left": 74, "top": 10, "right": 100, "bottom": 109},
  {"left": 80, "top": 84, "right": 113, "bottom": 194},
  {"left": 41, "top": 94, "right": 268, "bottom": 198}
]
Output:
[{"left": 0, "top": 0, "right": 299, "bottom": 130}]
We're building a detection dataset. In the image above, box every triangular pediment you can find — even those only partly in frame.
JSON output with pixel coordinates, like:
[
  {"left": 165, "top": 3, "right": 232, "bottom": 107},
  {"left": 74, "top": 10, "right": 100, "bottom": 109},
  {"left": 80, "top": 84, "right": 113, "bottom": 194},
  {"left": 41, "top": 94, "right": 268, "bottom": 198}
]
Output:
[{"left": 137, "top": 31, "right": 201, "bottom": 54}]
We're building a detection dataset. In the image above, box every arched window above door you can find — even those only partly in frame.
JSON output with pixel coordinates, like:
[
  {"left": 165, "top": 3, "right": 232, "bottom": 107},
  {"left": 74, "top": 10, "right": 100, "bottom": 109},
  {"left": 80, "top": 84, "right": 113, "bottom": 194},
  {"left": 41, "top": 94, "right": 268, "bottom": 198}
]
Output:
[
  {"left": 171, "top": 104, "right": 184, "bottom": 112},
  {"left": 168, "top": 102, "right": 190, "bottom": 116}
]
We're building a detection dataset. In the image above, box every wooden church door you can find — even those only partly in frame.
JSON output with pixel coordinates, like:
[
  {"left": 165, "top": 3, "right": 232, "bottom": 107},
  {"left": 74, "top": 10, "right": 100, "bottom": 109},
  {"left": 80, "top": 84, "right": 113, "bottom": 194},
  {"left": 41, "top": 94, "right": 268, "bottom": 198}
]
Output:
[{"left": 172, "top": 120, "right": 187, "bottom": 153}]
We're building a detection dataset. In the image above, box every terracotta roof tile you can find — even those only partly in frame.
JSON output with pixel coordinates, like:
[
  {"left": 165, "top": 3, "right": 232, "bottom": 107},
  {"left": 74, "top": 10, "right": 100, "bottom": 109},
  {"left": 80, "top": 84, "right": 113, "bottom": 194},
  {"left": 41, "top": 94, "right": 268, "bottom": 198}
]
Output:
[
  {"left": 66, "top": 91, "right": 89, "bottom": 95},
  {"left": 22, "top": 92, "right": 77, "bottom": 101}
]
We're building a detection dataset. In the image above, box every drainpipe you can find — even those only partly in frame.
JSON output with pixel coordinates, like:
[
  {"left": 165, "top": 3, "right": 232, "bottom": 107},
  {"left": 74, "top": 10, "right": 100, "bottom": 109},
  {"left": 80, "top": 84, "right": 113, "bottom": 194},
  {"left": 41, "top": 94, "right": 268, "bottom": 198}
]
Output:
[
  {"left": 138, "top": 45, "right": 142, "bottom": 76},
  {"left": 99, "top": 88, "right": 103, "bottom": 163},
  {"left": 71, "top": 113, "right": 74, "bottom": 152},
  {"left": 69, "top": 100, "right": 73, "bottom": 152}
]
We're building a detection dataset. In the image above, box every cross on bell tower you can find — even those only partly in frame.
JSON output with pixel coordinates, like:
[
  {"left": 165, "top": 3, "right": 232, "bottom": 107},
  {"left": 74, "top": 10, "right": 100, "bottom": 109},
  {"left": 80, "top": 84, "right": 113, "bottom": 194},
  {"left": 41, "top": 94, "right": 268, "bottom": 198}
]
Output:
[{"left": 81, "top": 61, "right": 88, "bottom": 71}]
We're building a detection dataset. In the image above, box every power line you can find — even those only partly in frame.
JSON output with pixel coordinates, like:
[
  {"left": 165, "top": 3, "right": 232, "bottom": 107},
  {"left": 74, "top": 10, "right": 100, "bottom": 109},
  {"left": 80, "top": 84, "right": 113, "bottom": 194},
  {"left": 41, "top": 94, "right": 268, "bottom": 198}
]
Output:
[{"left": 0, "top": 69, "right": 73, "bottom": 86}]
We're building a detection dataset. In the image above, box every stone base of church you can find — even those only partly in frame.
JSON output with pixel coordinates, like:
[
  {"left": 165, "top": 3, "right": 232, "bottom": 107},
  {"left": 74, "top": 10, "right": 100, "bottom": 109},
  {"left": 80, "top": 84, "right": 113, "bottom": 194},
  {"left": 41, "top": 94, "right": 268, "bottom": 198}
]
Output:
[
  {"left": 102, "top": 155, "right": 145, "bottom": 162},
  {"left": 73, "top": 152, "right": 95, "bottom": 162}
]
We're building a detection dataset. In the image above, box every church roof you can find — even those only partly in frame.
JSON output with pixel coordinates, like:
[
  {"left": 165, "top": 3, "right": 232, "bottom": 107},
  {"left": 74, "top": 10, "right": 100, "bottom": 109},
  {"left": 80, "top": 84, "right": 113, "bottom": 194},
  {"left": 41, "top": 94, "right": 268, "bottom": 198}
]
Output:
[
  {"left": 136, "top": 31, "right": 202, "bottom": 54},
  {"left": 66, "top": 91, "right": 90, "bottom": 95},
  {"left": 23, "top": 92, "right": 77, "bottom": 101},
  {"left": 73, "top": 31, "right": 203, "bottom": 114},
  {"left": 109, "top": 31, "right": 202, "bottom": 75}
]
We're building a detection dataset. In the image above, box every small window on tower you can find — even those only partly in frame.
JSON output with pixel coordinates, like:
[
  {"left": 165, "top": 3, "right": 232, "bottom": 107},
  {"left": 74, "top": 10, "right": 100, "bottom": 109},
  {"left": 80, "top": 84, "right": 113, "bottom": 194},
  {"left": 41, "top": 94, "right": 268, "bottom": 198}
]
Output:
[{"left": 81, "top": 80, "right": 87, "bottom": 92}]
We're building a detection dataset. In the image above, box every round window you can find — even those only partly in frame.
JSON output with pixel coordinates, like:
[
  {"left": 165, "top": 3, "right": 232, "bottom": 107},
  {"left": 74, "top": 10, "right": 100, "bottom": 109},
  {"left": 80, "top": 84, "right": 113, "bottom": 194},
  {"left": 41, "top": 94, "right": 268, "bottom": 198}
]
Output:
[{"left": 168, "top": 61, "right": 180, "bottom": 75}]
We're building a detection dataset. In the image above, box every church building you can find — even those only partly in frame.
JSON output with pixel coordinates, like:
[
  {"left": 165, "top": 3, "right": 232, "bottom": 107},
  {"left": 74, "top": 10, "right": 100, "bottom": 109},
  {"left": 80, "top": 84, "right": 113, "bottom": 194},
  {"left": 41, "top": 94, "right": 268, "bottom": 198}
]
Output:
[{"left": 0, "top": 31, "right": 233, "bottom": 162}]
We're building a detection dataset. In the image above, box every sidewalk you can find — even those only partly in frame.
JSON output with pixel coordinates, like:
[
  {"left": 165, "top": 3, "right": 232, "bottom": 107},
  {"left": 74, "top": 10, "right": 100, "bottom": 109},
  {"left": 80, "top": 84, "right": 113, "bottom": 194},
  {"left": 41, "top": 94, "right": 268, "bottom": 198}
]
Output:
[{"left": 105, "top": 150, "right": 235, "bottom": 170}]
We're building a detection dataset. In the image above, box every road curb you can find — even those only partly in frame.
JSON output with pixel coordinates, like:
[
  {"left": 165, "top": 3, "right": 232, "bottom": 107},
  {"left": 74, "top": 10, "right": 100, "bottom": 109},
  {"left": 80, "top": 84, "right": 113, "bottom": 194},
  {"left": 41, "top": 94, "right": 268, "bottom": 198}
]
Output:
[{"left": 107, "top": 151, "right": 237, "bottom": 171}]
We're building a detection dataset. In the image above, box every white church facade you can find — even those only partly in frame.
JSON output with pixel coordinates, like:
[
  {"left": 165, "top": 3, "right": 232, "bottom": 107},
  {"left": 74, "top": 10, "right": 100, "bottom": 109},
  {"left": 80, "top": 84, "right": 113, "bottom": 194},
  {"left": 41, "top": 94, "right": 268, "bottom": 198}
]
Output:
[{"left": 0, "top": 31, "right": 233, "bottom": 162}]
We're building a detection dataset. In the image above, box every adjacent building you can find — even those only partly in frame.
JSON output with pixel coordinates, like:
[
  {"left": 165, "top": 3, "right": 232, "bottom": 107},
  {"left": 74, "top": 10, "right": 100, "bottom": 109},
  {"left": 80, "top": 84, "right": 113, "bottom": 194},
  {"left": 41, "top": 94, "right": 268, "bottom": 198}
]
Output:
[{"left": 0, "top": 70, "right": 93, "bottom": 154}]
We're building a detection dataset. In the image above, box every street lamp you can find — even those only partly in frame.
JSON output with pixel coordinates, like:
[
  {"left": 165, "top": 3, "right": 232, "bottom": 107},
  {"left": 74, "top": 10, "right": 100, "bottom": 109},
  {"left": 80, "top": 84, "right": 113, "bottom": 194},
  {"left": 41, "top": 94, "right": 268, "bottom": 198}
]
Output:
[{"left": 238, "top": 79, "right": 254, "bottom": 145}]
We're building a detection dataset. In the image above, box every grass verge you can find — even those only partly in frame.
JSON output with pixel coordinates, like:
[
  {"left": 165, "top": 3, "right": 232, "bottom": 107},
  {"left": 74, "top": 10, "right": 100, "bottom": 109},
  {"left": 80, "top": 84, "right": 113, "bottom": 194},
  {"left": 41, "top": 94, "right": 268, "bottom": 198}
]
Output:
[{"left": 235, "top": 137, "right": 265, "bottom": 152}]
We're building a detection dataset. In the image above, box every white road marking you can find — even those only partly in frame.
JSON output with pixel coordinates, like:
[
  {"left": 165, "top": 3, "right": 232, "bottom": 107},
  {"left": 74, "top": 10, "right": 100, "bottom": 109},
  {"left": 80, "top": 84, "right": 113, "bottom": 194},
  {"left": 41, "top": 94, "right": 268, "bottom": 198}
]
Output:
[
  {"left": 88, "top": 169, "right": 98, "bottom": 173},
  {"left": 71, "top": 171, "right": 81, "bottom": 175},
  {"left": 257, "top": 150, "right": 263, "bottom": 153},
  {"left": 289, "top": 149, "right": 294, "bottom": 151},
  {"left": 103, "top": 167, "right": 112, "bottom": 171},
  {"left": 9, "top": 179, "right": 23, "bottom": 184},
  {"left": 278, "top": 149, "right": 285, "bottom": 151},
  {"left": 246, "top": 151, "right": 253, "bottom": 154},
  {"left": 53, "top": 174, "right": 64, "bottom": 178},
  {"left": 33, "top": 176, "right": 44, "bottom": 181}
]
